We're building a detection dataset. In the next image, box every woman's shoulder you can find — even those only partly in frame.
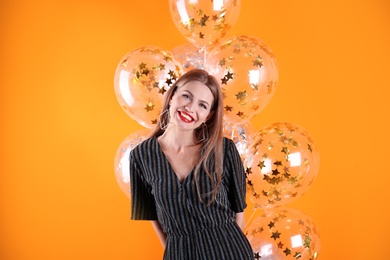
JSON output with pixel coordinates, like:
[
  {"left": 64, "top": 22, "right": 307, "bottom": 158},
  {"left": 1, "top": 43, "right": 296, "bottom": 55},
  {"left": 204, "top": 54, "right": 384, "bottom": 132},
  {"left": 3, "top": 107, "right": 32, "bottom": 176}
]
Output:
[
  {"left": 130, "top": 136, "right": 157, "bottom": 154},
  {"left": 222, "top": 136, "right": 234, "bottom": 148}
]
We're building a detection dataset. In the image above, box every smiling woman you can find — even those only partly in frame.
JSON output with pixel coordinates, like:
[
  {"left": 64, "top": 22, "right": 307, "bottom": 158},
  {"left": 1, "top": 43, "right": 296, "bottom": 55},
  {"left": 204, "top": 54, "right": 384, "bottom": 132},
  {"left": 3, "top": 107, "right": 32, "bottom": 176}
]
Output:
[{"left": 128, "top": 69, "right": 254, "bottom": 259}]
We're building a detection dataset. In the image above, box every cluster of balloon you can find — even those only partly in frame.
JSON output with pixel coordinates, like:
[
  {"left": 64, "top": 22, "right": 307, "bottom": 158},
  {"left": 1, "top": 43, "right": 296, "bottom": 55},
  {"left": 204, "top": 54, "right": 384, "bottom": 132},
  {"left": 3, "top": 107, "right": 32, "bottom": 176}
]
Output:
[
  {"left": 245, "top": 207, "right": 320, "bottom": 259},
  {"left": 113, "top": 1, "right": 321, "bottom": 258},
  {"left": 243, "top": 122, "right": 321, "bottom": 259}
]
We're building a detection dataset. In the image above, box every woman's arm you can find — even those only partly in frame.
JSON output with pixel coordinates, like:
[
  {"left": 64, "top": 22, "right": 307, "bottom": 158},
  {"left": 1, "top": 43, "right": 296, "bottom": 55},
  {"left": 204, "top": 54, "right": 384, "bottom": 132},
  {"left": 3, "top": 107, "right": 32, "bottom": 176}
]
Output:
[
  {"left": 235, "top": 212, "right": 245, "bottom": 230},
  {"left": 152, "top": 220, "right": 167, "bottom": 248}
]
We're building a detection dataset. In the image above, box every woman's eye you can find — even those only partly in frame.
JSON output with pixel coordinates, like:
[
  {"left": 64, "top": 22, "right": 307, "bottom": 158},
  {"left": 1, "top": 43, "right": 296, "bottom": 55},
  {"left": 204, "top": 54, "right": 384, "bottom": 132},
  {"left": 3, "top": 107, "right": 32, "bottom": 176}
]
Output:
[
  {"left": 183, "top": 94, "right": 190, "bottom": 99},
  {"left": 200, "top": 103, "right": 207, "bottom": 109}
]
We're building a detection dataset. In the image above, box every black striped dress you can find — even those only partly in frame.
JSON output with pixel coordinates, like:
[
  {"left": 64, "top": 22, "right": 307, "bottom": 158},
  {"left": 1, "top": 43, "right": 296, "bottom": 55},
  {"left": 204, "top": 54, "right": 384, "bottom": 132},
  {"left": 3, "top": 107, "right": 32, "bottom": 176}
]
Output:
[{"left": 129, "top": 136, "right": 254, "bottom": 260}]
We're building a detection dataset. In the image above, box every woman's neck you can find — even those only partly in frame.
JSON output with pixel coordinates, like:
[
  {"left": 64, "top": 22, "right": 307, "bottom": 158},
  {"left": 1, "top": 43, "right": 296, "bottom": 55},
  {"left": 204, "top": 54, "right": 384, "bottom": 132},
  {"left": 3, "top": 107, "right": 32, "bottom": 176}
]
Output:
[{"left": 158, "top": 127, "right": 199, "bottom": 153}]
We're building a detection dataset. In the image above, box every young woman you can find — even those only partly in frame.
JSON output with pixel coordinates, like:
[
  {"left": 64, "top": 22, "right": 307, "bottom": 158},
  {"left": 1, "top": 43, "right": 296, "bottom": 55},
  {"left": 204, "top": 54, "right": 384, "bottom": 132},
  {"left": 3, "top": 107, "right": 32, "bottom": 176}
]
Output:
[{"left": 129, "top": 69, "right": 254, "bottom": 259}]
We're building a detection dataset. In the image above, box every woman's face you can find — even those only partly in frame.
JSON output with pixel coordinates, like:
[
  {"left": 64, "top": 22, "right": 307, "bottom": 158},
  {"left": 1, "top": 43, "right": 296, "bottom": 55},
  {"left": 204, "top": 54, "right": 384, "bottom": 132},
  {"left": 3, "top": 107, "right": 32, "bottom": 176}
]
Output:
[{"left": 168, "top": 81, "right": 214, "bottom": 131}]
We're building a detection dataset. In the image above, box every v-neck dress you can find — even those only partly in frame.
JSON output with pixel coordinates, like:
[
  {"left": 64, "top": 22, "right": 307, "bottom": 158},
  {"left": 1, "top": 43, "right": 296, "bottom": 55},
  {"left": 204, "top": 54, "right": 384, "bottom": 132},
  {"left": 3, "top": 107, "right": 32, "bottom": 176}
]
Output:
[{"left": 129, "top": 136, "right": 254, "bottom": 260}]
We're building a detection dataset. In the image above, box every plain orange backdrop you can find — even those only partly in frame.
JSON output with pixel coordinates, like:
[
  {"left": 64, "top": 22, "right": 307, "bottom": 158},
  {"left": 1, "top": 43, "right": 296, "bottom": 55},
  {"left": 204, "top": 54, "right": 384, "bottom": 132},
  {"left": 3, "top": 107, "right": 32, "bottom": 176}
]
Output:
[{"left": 1, "top": 0, "right": 389, "bottom": 259}]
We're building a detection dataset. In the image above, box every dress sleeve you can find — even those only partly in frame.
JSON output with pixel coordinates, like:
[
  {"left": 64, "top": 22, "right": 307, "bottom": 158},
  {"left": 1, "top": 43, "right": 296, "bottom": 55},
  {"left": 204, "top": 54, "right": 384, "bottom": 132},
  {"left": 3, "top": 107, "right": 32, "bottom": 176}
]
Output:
[
  {"left": 225, "top": 138, "right": 247, "bottom": 213},
  {"left": 129, "top": 149, "right": 158, "bottom": 220}
]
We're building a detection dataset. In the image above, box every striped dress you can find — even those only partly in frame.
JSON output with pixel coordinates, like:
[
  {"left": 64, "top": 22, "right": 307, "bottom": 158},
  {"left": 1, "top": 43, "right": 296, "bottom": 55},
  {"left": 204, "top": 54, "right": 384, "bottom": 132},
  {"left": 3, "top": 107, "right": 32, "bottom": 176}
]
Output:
[{"left": 129, "top": 136, "right": 254, "bottom": 260}]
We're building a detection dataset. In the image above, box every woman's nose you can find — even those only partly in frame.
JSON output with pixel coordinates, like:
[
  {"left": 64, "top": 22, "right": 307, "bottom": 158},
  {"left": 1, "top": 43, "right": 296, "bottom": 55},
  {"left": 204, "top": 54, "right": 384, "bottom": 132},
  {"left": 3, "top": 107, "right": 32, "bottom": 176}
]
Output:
[{"left": 185, "top": 103, "right": 194, "bottom": 112}]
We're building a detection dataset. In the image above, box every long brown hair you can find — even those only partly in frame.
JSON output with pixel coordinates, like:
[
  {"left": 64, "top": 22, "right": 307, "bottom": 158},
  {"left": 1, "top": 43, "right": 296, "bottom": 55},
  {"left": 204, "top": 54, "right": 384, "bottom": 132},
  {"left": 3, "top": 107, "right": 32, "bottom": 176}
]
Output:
[{"left": 150, "top": 69, "right": 224, "bottom": 204}]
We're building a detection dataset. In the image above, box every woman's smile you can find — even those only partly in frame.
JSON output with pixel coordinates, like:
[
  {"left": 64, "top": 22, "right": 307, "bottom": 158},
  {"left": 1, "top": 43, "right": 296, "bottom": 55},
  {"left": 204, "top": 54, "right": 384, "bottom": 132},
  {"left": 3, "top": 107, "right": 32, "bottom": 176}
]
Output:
[{"left": 178, "top": 110, "right": 195, "bottom": 123}]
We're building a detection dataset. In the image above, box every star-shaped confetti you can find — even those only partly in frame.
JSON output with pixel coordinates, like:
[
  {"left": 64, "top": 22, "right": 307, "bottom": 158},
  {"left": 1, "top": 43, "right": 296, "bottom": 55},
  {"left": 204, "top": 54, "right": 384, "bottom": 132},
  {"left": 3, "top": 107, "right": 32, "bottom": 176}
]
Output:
[
  {"left": 224, "top": 105, "right": 233, "bottom": 112},
  {"left": 144, "top": 102, "right": 155, "bottom": 112},
  {"left": 271, "top": 231, "right": 281, "bottom": 240}
]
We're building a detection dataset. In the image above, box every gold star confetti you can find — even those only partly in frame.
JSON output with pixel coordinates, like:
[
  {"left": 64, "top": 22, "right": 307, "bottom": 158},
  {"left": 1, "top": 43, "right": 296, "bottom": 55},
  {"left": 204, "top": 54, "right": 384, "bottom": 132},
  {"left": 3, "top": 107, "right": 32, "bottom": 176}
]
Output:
[
  {"left": 268, "top": 221, "right": 275, "bottom": 228},
  {"left": 168, "top": 70, "right": 175, "bottom": 77},
  {"left": 281, "top": 146, "right": 289, "bottom": 154},
  {"left": 303, "top": 233, "right": 311, "bottom": 248},
  {"left": 156, "top": 63, "right": 165, "bottom": 70},
  {"left": 224, "top": 105, "right": 233, "bottom": 112},
  {"left": 251, "top": 84, "right": 259, "bottom": 90},
  {"left": 199, "top": 32, "right": 204, "bottom": 39},
  {"left": 274, "top": 160, "right": 283, "bottom": 166},
  {"left": 246, "top": 167, "right": 252, "bottom": 175},
  {"left": 236, "top": 111, "right": 245, "bottom": 118},
  {"left": 294, "top": 252, "right": 302, "bottom": 259},
  {"left": 235, "top": 90, "right": 247, "bottom": 101},
  {"left": 163, "top": 56, "right": 172, "bottom": 62},
  {"left": 271, "top": 231, "right": 281, "bottom": 240},
  {"left": 254, "top": 252, "right": 261, "bottom": 260},
  {"left": 226, "top": 71, "right": 234, "bottom": 80},
  {"left": 158, "top": 87, "right": 167, "bottom": 95},
  {"left": 144, "top": 102, "right": 155, "bottom": 112},
  {"left": 200, "top": 14, "right": 209, "bottom": 26},
  {"left": 166, "top": 78, "right": 173, "bottom": 86},
  {"left": 272, "top": 169, "right": 280, "bottom": 176},
  {"left": 277, "top": 241, "right": 284, "bottom": 249},
  {"left": 253, "top": 55, "right": 263, "bottom": 67},
  {"left": 139, "top": 62, "right": 147, "bottom": 69},
  {"left": 257, "top": 160, "right": 266, "bottom": 169},
  {"left": 221, "top": 77, "right": 229, "bottom": 85},
  {"left": 219, "top": 58, "right": 227, "bottom": 66},
  {"left": 284, "top": 248, "right": 292, "bottom": 256},
  {"left": 151, "top": 119, "right": 157, "bottom": 124}
]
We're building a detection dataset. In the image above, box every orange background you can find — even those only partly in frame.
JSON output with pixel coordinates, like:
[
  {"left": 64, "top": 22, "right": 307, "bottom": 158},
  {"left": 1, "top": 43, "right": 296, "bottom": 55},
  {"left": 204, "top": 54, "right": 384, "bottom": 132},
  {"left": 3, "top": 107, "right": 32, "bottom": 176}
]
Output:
[{"left": 1, "top": 0, "right": 389, "bottom": 259}]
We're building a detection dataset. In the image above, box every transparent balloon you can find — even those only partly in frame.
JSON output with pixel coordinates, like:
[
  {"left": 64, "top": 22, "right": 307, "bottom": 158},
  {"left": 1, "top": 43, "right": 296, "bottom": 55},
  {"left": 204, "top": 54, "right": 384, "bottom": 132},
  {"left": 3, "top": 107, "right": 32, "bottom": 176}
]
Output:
[
  {"left": 205, "top": 35, "right": 279, "bottom": 125},
  {"left": 171, "top": 43, "right": 206, "bottom": 72},
  {"left": 114, "top": 129, "right": 150, "bottom": 199},
  {"left": 245, "top": 122, "right": 320, "bottom": 209},
  {"left": 223, "top": 121, "right": 256, "bottom": 162},
  {"left": 114, "top": 46, "right": 184, "bottom": 129},
  {"left": 169, "top": 0, "right": 241, "bottom": 49},
  {"left": 245, "top": 207, "right": 320, "bottom": 260}
]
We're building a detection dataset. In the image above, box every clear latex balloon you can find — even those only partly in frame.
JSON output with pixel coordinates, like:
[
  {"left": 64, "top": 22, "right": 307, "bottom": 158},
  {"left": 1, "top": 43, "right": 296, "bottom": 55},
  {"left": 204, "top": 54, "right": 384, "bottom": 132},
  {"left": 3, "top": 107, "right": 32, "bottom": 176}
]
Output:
[
  {"left": 223, "top": 121, "right": 256, "bottom": 162},
  {"left": 245, "top": 207, "right": 320, "bottom": 260},
  {"left": 205, "top": 35, "right": 278, "bottom": 125},
  {"left": 171, "top": 43, "right": 205, "bottom": 72},
  {"left": 114, "top": 46, "right": 184, "bottom": 129},
  {"left": 169, "top": 0, "right": 241, "bottom": 49},
  {"left": 114, "top": 129, "right": 150, "bottom": 199},
  {"left": 245, "top": 122, "right": 320, "bottom": 209}
]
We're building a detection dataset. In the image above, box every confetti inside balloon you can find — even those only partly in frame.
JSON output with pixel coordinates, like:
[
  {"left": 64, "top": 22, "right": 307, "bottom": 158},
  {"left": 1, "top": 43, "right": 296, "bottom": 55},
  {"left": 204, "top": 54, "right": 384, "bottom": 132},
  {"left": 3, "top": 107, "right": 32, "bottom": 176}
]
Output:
[
  {"left": 245, "top": 122, "right": 320, "bottom": 209},
  {"left": 114, "top": 46, "right": 184, "bottom": 128},
  {"left": 171, "top": 43, "right": 205, "bottom": 72},
  {"left": 169, "top": 0, "right": 241, "bottom": 49},
  {"left": 206, "top": 35, "right": 279, "bottom": 125},
  {"left": 223, "top": 121, "right": 256, "bottom": 162},
  {"left": 114, "top": 129, "right": 150, "bottom": 199},
  {"left": 245, "top": 207, "right": 320, "bottom": 259}
]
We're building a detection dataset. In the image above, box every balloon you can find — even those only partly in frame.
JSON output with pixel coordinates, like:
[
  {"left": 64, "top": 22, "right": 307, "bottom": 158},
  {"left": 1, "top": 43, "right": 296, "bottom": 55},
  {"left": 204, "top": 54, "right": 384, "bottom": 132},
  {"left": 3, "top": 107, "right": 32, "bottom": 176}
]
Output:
[
  {"left": 114, "top": 46, "right": 184, "bottom": 129},
  {"left": 205, "top": 35, "right": 279, "bottom": 125},
  {"left": 171, "top": 43, "right": 205, "bottom": 72},
  {"left": 223, "top": 121, "right": 256, "bottom": 162},
  {"left": 114, "top": 129, "right": 150, "bottom": 199},
  {"left": 245, "top": 122, "right": 320, "bottom": 209},
  {"left": 169, "top": 0, "right": 241, "bottom": 49},
  {"left": 245, "top": 207, "right": 320, "bottom": 259}
]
